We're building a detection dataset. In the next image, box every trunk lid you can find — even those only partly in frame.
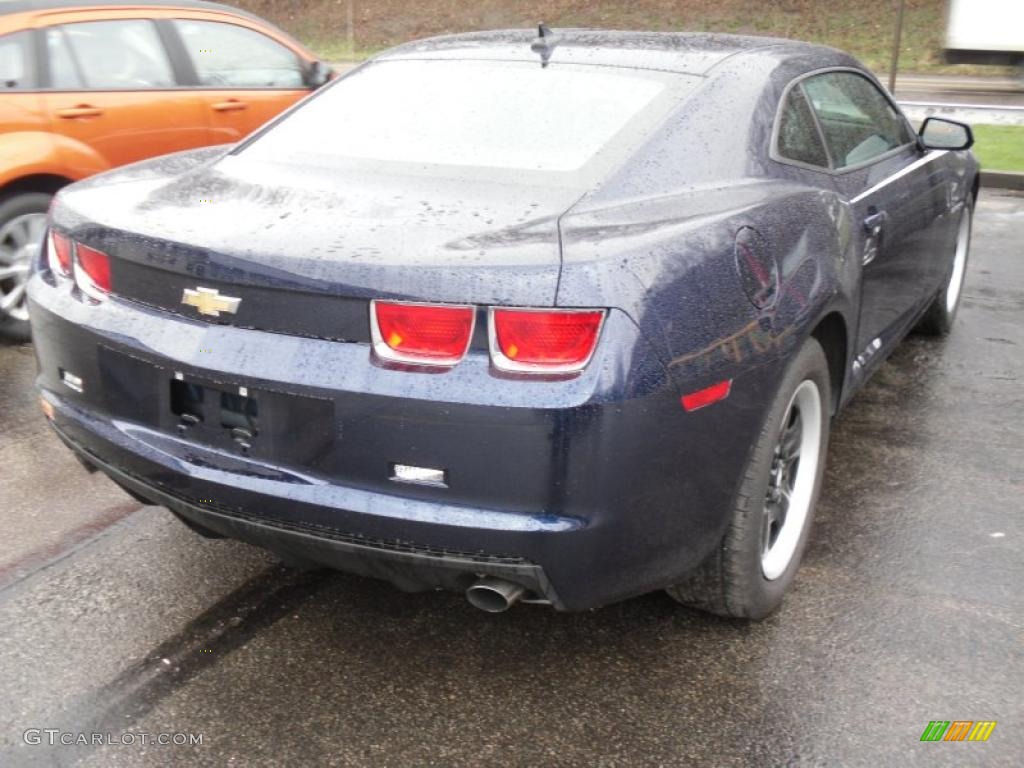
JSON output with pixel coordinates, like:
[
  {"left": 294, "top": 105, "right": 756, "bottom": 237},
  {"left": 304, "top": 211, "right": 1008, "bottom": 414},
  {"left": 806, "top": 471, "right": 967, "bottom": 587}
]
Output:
[{"left": 63, "top": 154, "right": 576, "bottom": 340}]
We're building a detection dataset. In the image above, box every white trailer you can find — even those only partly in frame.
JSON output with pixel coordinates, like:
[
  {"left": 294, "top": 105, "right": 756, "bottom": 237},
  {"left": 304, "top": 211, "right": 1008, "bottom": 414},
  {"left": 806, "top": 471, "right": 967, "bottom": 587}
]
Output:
[{"left": 945, "top": 0, "right": 1024, "bottom": 66}]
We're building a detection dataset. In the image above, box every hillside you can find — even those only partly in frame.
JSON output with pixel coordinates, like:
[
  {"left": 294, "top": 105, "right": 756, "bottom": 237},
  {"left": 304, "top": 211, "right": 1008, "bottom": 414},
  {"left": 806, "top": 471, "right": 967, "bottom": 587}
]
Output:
[{"left": 235, "top": 0, "right": 983, "bottom": 74}]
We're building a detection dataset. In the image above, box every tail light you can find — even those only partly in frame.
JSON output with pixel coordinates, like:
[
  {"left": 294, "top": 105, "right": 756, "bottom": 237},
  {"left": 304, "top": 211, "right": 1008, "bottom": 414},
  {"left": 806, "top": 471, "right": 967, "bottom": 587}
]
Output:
[
  {"left": 47, "top": 231, "right": 112, "bottom": 300},
  {"left": 371, "top": 300, "right": 475, "bottom": 366},
  {"left": 489, "top": 308, "right": 605, "bottom": 373},
  {"left": 47, "top": 231, "right": 73, "bottom": 277},
  {"left": 74, "top": 243, "right": 112, "bottom": 298}
]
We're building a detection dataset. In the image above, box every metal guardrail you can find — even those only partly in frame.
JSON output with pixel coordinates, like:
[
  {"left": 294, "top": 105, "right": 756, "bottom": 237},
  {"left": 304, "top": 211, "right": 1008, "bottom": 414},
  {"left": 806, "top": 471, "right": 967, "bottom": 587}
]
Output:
[{"left": 898, "top": 100, "right": 1024, "bottom": 112}]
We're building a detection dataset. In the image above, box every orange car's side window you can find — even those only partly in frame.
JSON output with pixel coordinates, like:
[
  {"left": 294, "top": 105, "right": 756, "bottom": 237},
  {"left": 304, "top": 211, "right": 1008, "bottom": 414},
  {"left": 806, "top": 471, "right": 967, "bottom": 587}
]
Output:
[
  {"left": 46, "top": 28, "right": 83, "bottom": 89},
  {"left": 0, "top": 31, "right": 37, "bottom": 90},
  {"left": 173, "top": 19, "right": 304, "bottom": 89},
  {"left": 46, "top": 20, "right": 175, "bottom": 91}
]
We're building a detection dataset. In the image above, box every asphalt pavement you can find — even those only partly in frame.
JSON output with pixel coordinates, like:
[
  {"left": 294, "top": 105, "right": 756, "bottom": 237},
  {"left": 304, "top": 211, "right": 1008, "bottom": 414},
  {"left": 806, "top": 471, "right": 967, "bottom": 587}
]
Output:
[{"left": 0, "top": 191, "right": 1021, "bottom": 767}]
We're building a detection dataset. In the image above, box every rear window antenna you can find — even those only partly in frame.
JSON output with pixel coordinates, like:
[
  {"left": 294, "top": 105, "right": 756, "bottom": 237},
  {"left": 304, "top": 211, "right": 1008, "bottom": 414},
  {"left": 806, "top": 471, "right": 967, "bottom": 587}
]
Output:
[{"left": 530, "top": 23, "right": 559, "bottom": 67}]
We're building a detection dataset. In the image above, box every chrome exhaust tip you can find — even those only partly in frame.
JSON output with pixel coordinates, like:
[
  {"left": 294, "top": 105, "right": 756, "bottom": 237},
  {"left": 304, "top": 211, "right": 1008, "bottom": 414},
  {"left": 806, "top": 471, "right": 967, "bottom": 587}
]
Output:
[{"left": 466, "top": 577, "right": 526, "bottom": 613}]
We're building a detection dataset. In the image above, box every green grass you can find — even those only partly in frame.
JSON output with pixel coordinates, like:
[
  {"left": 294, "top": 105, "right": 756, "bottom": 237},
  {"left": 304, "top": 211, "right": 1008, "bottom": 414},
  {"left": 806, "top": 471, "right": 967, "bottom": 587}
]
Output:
[
  {"left": 971, "top": 125, "right": 1024, "bottom": 173},
  {"left": 306, "top": 40, "right": 385, "bottom": 62}
]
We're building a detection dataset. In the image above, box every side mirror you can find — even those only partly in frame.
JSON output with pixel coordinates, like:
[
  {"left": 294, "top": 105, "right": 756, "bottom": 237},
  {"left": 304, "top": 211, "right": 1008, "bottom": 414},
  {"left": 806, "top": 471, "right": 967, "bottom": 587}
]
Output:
[
  {"left": 919, "top": 117, "right": 974, "bottom": 151},
  {"left": 305, "top": 60, "right": 333, "bottom": 89}
]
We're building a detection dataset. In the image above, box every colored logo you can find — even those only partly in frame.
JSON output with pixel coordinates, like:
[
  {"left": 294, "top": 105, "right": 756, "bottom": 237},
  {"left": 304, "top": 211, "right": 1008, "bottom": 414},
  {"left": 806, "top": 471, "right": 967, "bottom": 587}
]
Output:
[
  {"left": 181, "top": 286, "right": 241, "bottom": 318},
  {"left": 920, "top": 721, "right": 997, "bottom": 742}
]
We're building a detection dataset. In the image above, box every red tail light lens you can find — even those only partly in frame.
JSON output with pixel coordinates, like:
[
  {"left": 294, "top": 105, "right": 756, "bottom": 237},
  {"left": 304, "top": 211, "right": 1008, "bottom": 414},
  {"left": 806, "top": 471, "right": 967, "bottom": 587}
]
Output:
[
  {"left": 371, "top": 301, "right": 475, "bottom": 366},
  {"left": 48, "top": 231, "right": 73, "bottom": 276},
  {"left": 74, "top": 243, "right": 112, "bottom": 296},
  {"left": 490, "top": 309, "right": 605, "bottom": 373}
]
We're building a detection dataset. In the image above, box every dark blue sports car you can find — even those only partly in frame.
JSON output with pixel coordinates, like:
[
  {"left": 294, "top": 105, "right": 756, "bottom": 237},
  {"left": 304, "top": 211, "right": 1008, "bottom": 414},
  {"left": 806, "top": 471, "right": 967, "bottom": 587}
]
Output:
[{"left": 28, "top": 29, "right": 977, "bottom": 617}]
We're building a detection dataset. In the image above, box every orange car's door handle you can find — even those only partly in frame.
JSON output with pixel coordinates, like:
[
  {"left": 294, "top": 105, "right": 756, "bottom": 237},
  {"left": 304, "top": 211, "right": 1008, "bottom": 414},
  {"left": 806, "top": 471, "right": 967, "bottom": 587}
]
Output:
[
  {"left": 56, "top": 105, "right": 103, "bottom": 119},
  {"left": 212, "top": 100, "right": 248, "bottom": 112}
]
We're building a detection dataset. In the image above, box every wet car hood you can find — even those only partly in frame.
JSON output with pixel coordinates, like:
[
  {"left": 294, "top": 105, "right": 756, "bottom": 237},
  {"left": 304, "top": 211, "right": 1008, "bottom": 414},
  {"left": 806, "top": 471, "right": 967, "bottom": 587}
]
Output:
[{"left": 55, "top": 148, "right": 582, "bottom": 306}]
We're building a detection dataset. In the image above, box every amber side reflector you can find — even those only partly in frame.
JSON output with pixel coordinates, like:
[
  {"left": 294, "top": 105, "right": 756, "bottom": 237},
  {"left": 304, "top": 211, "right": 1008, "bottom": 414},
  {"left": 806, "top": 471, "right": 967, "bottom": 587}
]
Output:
[
  {"left": 40, "top": 396, "right": 55, "bottom": 421},
  {"left": 681, "top": 379, "right": 732, "bottom": 412}
]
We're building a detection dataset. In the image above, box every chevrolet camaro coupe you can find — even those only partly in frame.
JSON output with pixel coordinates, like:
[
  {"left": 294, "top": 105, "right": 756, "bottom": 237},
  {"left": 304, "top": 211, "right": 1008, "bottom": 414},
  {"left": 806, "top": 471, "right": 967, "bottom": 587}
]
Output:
[{"left": 28, "top": 29, "right": 977, "bottom": 617}]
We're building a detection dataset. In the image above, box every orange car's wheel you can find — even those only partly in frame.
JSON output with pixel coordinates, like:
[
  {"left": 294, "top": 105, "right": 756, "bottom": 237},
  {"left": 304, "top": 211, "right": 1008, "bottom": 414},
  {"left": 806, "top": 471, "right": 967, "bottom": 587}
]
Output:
[{"left": 0, "top": 192, "right": 52, "bottom": 343}]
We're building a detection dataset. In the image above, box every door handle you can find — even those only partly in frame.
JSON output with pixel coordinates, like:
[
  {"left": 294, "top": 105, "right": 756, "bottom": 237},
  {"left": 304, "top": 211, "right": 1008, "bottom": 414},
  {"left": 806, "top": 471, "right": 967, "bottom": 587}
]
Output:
[
  {"left": 212, "top": 100, "right": 248, "bottom": 112},
  {"left": 863, "top": 211, "right": 886, "bottom": 235},
  {"left": 862, "top": 210, "right": 887, "bottom": 266},
  {"left": 56, "top": 105, "right": 103, "bottom": 119}
]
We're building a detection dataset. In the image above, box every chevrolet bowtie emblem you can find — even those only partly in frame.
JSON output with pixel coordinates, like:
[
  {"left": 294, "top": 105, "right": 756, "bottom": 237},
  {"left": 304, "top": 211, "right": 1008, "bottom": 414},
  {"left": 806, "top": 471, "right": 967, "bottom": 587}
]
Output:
[{"left": 181, "top": 287, "right": 241, "bottom": 317}]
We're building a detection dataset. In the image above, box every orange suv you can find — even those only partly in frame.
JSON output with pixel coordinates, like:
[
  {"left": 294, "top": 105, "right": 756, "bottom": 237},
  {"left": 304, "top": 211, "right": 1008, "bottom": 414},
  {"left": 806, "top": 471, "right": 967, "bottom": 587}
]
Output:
[{"left": 0, "top": 0, "right": 331, "bottom": 340}]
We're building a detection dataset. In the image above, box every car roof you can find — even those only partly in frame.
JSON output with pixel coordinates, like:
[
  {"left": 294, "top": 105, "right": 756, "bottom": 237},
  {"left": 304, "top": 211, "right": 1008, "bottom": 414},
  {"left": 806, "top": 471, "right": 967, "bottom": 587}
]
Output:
[
  {"left": 378, "top": 28, "right": 837, "bottom": 75},
  {"left": 0, "top": 0, "right": 264, "bottom": 23},
  {"left": 0, "top": 0, "right": 312, "bottom": 52}
]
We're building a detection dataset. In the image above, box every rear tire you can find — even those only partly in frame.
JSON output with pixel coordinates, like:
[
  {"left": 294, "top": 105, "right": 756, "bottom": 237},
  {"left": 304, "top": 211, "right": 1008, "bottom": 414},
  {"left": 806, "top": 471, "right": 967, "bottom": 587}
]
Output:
[
  {"left": 0, "top": 192, "right": 53, "bottom": 343},
  {"left": 915, "top": 197, "right": 972, "bottom": 336},
  {"left": 667, "top": 337, "right": 831, "bottom": 619}
]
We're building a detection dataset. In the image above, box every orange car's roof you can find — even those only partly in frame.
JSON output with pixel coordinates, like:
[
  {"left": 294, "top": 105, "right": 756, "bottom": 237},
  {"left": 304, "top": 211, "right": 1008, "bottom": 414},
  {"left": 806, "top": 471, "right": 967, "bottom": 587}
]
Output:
[{"left": 1, "top": 0, "right": 258, "bottom": 17}]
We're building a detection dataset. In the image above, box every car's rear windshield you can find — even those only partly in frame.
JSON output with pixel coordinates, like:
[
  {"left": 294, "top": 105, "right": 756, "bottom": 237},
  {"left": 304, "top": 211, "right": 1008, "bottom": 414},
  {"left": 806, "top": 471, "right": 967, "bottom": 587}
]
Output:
[{"left": 239, "top": 59, "right": 698, "bottom": 177}]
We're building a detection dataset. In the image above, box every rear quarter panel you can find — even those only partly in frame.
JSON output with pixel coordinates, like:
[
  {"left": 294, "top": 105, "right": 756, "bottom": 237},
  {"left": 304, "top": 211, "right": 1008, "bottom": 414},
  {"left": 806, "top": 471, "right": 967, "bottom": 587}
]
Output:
[
  {"left": 558, "top": 181, "right": 856, "bottom": 398},
  {"left": 558, "top": 48, "right": 861, "bottom": 401}
]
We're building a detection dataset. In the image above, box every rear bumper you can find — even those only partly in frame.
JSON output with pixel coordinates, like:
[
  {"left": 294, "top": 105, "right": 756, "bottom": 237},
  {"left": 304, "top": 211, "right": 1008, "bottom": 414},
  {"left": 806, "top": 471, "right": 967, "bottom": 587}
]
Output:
[
  {"left": 52, "top": 422, "right": 558, "bottom": 604},
  {"left": 29, "top": 274, "right": 775, "bottom": 610}
]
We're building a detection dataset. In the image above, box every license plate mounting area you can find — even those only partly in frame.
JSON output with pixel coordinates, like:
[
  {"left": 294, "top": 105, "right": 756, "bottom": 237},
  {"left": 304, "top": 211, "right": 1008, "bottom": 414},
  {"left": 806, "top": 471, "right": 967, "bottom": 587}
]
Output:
[{"left": 170, "top": 377, "right": 258, "bottom": 452}]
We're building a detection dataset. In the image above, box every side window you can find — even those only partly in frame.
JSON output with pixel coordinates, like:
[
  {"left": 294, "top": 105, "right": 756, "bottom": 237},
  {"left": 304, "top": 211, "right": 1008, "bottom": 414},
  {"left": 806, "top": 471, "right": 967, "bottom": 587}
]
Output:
[
  {"left": 776, "top": 86, "right": 829, "bottom": 168},
  {"left": 0, "top": 31, "right": 37, "bottom": 90},
  {"left": 173, "top": 20, "right": 304, "bottom": 88},
  {"left": 802, "top": 72, "right": 913, "bottom": 169},
  {"left": 47, "top": 20, "right": 175, "bottom": 90},
  {"left": 46, "top": 29, "right": 84, "bottom": 89}
]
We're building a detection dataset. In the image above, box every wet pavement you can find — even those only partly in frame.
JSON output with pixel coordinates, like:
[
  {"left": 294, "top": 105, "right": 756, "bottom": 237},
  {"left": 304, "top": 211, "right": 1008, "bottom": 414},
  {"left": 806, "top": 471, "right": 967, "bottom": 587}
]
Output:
[{"left": 1, "top": 191, "right": 1021, "bottom": 766}]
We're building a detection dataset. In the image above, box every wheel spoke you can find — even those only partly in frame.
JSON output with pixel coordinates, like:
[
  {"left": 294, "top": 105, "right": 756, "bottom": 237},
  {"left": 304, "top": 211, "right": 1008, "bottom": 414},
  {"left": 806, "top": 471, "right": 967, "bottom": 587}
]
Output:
[
  {"left": 6, "top": 220, "right": 29, "bottom": 249},
  {"left": 777, "top": 486, "right": 791, "bottom": 521},
  {"left": 784, "top": 456, "right": 800, "bottom": 489},
  {"left": 780, "top": 410, "right": 803, "bottom": 459},
  {"left": 762, "top": 497, "right": 788, "bottom": 554},
  {"left": 26, "top": 215, "right": 47, "bottom": 244},
  {"left": 0, "top": 281, "right": 27, "bottom": 312},
  {"left": 763, "top": 504, "right": 778, "bottom": 553},
  {"left": 0, "top": 213, "right": 48, "bottom": 256}
]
